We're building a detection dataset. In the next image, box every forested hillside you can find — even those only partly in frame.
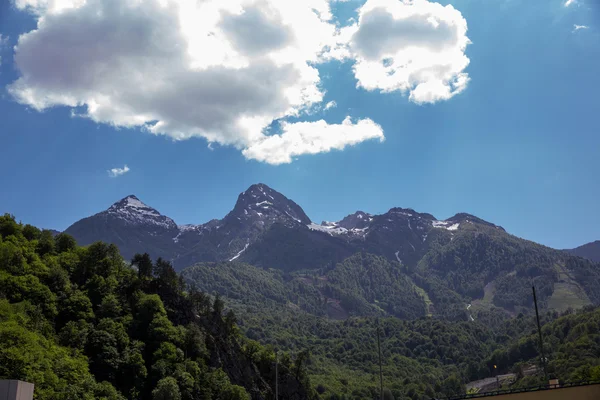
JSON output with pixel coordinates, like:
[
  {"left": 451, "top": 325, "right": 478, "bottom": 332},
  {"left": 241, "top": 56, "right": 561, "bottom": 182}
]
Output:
[
  {"left": 182, "top": 256, "right": 600, "bottom": 399},
  {"left": 488, "top": 306, "right": 600, "bottom": 387},
  {"left": 182, "top": 254, "right": 427, "bottom": 320},
  {"left": 412, "top": 222, "right": 600, "bottom": 318},
  {"left": 224, "top": 302, "right": 600, "bottom": 400},
  {"left": 0, "top": 214, "right": 313, "bottom": 400}
]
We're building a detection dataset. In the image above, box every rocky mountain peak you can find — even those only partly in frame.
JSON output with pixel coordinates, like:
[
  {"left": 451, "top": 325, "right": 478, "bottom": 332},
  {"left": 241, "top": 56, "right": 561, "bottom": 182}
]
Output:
[
  {"left": 336, "top": 211, "right": 373, "bottom": 230},
  {"left": 447, "top": 212, "right": 505, "bottom": 231},
  {"left": 228, "top": 183, "right": 311, "bottom": 226},
  {"left": 106, "top": 195, "right": 177, "bottom": 229},
  {"left": 109, "top": 195, "right": 147, "bottom": 211},
  {"left": 385, "top": 208, "right": 436, "bottom": 221}
]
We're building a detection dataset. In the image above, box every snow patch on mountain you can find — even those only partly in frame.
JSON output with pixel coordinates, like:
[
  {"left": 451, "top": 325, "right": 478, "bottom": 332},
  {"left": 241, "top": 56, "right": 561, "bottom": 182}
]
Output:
[
  {"left": 173, "top": 232, "right": 183, "bottom": 243},
  {"left": 229, "top": 242, "right": 249, "bottom": 261},
  {"left": 447, "top": 223, "right": 460, "bottom": 231},
  {"left": 255, "top": 201, "right": 273, "bottom": 207},
  {"left": 178, "top": 224, "right": 202, "bottom": 232},
  {"left": 308, "top": 223, "right": 348, "bottom": 235},
  {"left": 432, "top": 220, "right": 460, "bottom": 231},
  {"left": 107, "top": 195, "right": 176, "bottom": 229}
]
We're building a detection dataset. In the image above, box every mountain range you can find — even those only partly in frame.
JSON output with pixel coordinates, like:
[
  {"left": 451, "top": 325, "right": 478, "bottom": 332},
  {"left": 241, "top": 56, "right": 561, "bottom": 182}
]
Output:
[
  {"left": 60, "top": 183, "right": 600, "bottom": 322},
  {"left": 64, "top": 183, "right": 504, "bottom": 270}
]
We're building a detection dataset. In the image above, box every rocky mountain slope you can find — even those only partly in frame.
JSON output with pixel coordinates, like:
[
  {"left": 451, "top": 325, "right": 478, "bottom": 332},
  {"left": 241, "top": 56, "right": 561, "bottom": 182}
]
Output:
[
  {"left": 63, "top": 183, "right": 600, "bottom": 319},
  {"left": 64, "top": 194, "right": 185, "bottom": 262}
]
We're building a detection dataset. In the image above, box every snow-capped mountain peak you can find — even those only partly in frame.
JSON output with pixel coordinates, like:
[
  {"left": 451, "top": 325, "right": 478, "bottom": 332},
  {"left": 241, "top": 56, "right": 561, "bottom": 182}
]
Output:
[
  {"left": 228, "top": 183, "right": 311, "bottom": 226},
  {"left": 109, "top": 195, "right": 155, "bottom": 214},
  {"left": 106, "top": 195, "right": 177, "bottom": 229}
]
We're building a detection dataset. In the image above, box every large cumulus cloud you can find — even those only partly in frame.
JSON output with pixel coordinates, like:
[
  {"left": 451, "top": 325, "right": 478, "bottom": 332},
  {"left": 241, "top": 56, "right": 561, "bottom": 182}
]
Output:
[
  {"left": 336, "top": 0, "right": 471, "bottom": 104},
  {"left": 8, "top": 0, "right": 470, "bottom": 164}
]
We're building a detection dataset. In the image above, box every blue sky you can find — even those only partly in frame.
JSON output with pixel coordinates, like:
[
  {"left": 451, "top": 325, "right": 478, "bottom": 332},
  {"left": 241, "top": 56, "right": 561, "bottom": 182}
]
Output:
[{"left": 0, "top": 0, "right": 598, "bottom": 249}]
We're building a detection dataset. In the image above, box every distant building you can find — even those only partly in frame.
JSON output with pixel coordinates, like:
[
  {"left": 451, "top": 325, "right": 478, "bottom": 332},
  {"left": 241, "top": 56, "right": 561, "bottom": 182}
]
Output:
[{"left": 0, "top": 380, "right": 34, "bottom": 400}]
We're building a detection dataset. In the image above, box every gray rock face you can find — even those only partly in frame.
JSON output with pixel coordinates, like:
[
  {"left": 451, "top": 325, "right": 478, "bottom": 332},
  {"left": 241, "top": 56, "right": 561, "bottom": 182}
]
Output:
[
  {"left": 64, "top": 184, "right": 508, "bottom": 272},
  {"left": 64, "top": 195, "right": 183, "bottom": 263}
]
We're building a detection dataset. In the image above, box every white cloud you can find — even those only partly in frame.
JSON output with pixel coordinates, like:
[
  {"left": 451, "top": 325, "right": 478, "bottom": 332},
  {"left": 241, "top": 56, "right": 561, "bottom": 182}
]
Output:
[
  {"left": 573, "top": 24, "right": 589, "bottom": 31},
  {"left": 108, "top": 164, "right": 130, "bottom": 178},
  {"left": 324, "top": 100, "right": 337, "bottom": 110},
  {"left": 564, "top": 0, "right": 576, "bottom": 7},
  {"left": 7, "top": 0, "right": 470, "bottom": 164},
  {"left": 242, "top": 117, "right": 384, "bottom": 164},
  {"left": 332, "top": 0, "right": 471, "bottom": 104}
]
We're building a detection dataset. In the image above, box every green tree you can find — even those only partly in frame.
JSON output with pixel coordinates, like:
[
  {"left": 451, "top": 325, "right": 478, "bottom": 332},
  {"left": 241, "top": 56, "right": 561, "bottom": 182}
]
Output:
[
  {"left": 222, "top": 385, "right": 250, "bottom": 400},
  {"left": 55, "top": 233, "right": 77, "bottom": 254},
  {"left": 0, "top": 214, "right": 20, "bottom": 238},
  {"left": 132, "top": 253, "right": 153, "bottom": 281},
  {"left": 119, "top": 341, "right": 147, "bottom": 399},
  {"left": 58, "top": 289, "right": 94, "bottom": 327},
  {"left": 0, "top": 272, "right": 57, "bottom": 318},
  {"left": 22, "top": 224, "right": 41, "bottom": 241},
  {"left": 98, "top": 293, "right": 122, "bottom": 319},
  {"left": 134, "top": 294, "right": 167, "bottom": 335},
  {"left": 152, "top": 377, "right": 181, "bottom": 400},
  {"left": 36, "top": 230, "right": 55, "bottom": 256},
  {"left": 58, "top": 320, "right": 91, "bottom": 350},
  {"left": 213, "top": 293, "right": 225, "bottom": 316},
  {"left": 86, "top": 329, "right": 120, "bottom": 383},
  {"left": 93, "top": 381, "right": 126, "bottom": 400},
  {"left": 151, "top": 342, "right": 183, "bottom": 380}
]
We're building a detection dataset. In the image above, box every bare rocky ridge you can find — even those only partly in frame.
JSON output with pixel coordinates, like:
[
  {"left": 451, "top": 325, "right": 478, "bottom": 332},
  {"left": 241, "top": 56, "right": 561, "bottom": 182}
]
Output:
[{"left": 61, "top": 184, "right": 549, "bottom": 271}]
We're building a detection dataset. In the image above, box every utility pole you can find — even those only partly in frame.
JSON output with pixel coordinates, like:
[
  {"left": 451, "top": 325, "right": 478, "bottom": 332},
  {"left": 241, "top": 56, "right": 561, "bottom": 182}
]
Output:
[
  {"left": 275, "top": 351, "right": 278, "bottom": 400},
  {"left": 377, "top": 319, "right": 383, "bottom": 400},
  {"left": 532, "top": 285, "right": 548, "bottom": 384},
  {"left": 495, "top": 365, "right": 499, "bottom": 390}
]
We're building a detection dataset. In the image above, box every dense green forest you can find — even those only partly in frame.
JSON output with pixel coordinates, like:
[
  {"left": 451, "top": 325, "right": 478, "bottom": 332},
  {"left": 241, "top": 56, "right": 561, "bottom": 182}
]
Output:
[
  {"left": 0, "top": 214, "right": 313, "bottom": 400},
  {"left": 227, "top": 302, "right": 600, "bottom": 399},
  {"left": 488, "top": 306, "right": 600, "bottom": 386},
  {"left": 182, "top": 254, "right": 427, "bottom": 320},
  {"left": 183, "top": 255, "right": 600, "bottom": 400}
]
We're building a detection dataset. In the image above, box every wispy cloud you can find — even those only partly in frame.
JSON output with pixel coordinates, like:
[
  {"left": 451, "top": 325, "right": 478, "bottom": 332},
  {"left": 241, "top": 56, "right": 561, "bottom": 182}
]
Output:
[
  {"left": 108, "top": 165, "right": 130, "bottom": 178},
  {"left": 324, "top": 101, "right": 337, "bottom": 111},
  {"left": 573, "top": 24, "right": 589, "bottom": 32},
  {"left": 564, "top": 0, "right": 577, "bottom": 7}
]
